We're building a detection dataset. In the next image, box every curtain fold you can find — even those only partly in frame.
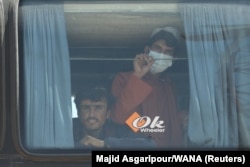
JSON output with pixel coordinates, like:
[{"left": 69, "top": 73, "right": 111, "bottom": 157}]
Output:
[
  {"left": 21, "top": 2, "right": 74, "bottom": 148},
  {"left": 180, "top": 2, "right": 250, "bottom": 148}
]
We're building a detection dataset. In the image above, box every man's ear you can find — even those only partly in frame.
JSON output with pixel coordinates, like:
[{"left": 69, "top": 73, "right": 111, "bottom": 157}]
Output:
[{"left": 144, "top": 46, "right": 150, "bottom": 54}]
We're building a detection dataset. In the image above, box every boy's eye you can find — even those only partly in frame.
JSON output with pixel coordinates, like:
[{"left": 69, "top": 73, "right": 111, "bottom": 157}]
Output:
[{"left": 152, "top": 45, "right": 162, "bottom": 52}]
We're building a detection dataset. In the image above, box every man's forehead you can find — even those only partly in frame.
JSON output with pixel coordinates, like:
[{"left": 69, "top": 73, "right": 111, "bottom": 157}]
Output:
[
  {"left": 80, "top": 99, "right": 107, "bottom": 105},
  {"left": 153, "top": 40, "right": 174, "bottom": 49}
]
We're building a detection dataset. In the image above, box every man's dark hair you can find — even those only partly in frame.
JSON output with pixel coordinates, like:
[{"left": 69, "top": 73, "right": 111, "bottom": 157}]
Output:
[
  {"left": 74, "top": 86, "right": 114, "bottom": 111},
  {"left": 148, "top": 30, "right": 179, "bottom": 51}
]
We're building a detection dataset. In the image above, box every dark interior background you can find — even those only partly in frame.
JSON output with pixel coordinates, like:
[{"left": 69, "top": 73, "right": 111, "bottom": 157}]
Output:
[{"left": 65, "top": 2, "right": 189, "bottom": 111}]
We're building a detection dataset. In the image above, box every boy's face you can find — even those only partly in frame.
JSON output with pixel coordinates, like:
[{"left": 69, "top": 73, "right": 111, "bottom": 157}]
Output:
[{"left": 78, "top": 98, "right": 109, "bottom": 132}]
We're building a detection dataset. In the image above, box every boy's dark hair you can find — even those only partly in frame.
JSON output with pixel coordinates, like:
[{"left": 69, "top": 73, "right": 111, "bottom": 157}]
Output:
[
  {"left": 74, "top": 86, "right": 114, "bottom": 111},
  {"left": 148, "top": 30, "right": 179, "bottom": 51}
]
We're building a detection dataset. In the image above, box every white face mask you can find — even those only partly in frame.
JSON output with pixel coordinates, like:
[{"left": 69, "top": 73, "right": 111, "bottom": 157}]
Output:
[{"left": 148, "top": 50, "right": 173, "bottom": 74}]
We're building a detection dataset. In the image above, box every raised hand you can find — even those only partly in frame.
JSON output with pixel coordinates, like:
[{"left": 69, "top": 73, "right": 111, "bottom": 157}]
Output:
[{"left": 132, "top": 54, "right": 154, "bottom": 79}]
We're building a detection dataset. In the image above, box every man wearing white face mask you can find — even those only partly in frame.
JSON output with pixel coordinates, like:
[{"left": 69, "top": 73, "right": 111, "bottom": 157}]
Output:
[
  {"left": 148, "top": 50, "right": 173, "bottom": 74},
  {"left": 111, "top": 27, "right": 183, "bottom": 148}
]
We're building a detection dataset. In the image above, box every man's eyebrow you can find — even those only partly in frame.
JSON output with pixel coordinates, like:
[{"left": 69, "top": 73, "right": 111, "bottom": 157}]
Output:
[
  {"left": 80, "top": 104, "right": 105, "bottom": 107},
  {"left": 80, "top": 104, "right": 90, "bottom": 107},
  {"left": 165, "top": 48, "right": 174, "bottom": 52},
  {"left": 152, "top": 43, "right": 161, "bottom": 47}
]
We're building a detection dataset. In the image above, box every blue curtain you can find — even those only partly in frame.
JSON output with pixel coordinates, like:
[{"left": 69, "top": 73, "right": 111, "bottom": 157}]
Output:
[
  {"left": 21, "top": 3, "right": 74, "bottom": 148},
  {"left": 180, "top": 2, "right": 250, "bottom": 148}
]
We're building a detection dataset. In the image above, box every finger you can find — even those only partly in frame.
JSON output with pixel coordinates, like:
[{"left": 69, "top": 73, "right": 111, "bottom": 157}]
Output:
[
  {"left": 135, "top": 54, "right": 143, "bottom": 60},
  {"left": 134, "top": 54, "right": 141, "bottom": 63},
  {"left": 136, "top": 54, "right": 147, "bottom": 64},
  {"left": 135, "top": 54, "right": 147, "bottom": 66},
  {"left": 148, "top": 55, "right": 153, "bottom": 61},
  {"left": 140, "top": 55, "right": 153, "bottom": 66},
  {"left": 148, "top": 57, "right": 155, "bottom": 65},
  {"left": 80, "top": 139, "right": 89, "bottom": 146},
  {"left": 148, "top": 59, "right": 154, "bottom": 66},
  {"left": 145, "top": 55, "right": 152, "bottom": 64}
]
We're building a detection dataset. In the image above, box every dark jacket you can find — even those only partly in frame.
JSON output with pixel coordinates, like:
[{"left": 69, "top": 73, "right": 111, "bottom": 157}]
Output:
[{"left": 73, "top": 118, "right": 156, "bottom": 149}]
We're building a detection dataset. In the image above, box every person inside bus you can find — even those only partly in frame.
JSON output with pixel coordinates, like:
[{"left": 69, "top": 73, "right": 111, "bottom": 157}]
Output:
[
  {"left": 73, "top": 85, "right": 156, "bottom": 149},
  {"left": 111, "top": 26, "right": 185, "bottom": 148}
]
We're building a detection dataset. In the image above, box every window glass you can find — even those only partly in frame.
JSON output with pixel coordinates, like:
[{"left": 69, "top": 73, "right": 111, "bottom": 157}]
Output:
[
  {"left": 18, "top": 0, "right": 250, "bottom": 153},
  {"left": 0, "top": 0, "right": 5, "bottom": 151}
]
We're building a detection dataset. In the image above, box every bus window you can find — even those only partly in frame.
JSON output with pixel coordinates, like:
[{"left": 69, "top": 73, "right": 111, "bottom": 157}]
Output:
[
  {"left": 18, "top": 0, "right": 188, "bottom": 152},
  {"left": 16, "top": 0, "right": 250, "bottom": 159}
]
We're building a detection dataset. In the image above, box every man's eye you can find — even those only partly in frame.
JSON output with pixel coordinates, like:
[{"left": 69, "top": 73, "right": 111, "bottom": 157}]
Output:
[
  {"left": 163, "top": 50, "right": 173, "bottom": 55},
  {"left": 95, "top": 106, "right": 104, "bottom": 110},
  {"left": 81, "top": 106, "right": 90, "bottom": 111}
]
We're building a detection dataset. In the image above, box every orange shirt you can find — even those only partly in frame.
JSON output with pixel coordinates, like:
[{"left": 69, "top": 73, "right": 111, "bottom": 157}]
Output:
[{"left": 111, "top": 72, "right": 183, "bottom": 148}]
